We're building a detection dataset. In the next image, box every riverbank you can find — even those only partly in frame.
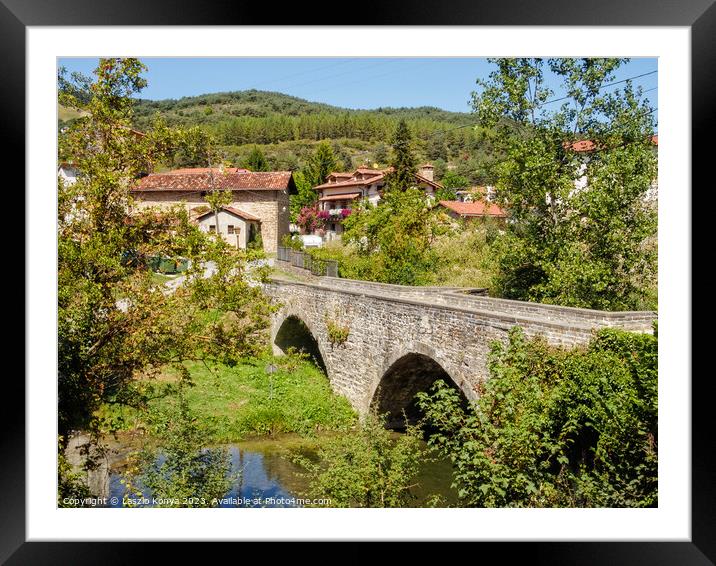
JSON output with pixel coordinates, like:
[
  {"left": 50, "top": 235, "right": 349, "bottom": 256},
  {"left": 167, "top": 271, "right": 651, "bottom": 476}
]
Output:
[{"left": 97, "top": 354, "right": 357, "bottom": 443}]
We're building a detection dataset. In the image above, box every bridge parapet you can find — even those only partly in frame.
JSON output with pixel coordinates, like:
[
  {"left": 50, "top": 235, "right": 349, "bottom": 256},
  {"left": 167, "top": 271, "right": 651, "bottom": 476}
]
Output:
[{"left": 266, "top": 275, "right": 656, "bottom": 416}]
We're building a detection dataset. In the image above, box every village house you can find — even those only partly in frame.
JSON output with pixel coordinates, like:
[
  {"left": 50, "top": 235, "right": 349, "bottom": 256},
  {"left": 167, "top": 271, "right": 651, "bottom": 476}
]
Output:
[
  {"left": 131, "top": 167, "right": 295, "bottom": 253},
  {"left": 311, "top": 163, "right": 442, "bottom": 239},
  {"left": 438, "top": 199, "right": 507, "bottom": 221}
]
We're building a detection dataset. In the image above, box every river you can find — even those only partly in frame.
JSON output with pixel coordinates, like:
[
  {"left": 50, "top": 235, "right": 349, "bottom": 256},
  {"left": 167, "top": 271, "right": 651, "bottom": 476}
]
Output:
[{"left": 104, "top": 433, "right": 458, "bottom": 508}]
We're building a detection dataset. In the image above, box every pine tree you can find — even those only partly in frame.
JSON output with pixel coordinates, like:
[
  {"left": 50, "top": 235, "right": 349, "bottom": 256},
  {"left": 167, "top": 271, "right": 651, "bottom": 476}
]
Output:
[
  {"left": 305, "top": 141, "right": 338, "bottom": 187},
  {"left": 385, "top": 119, "right": 416, "bottom": 192},
  {"left": 243, "top": 145, "right": 268, "bottom": 171}
]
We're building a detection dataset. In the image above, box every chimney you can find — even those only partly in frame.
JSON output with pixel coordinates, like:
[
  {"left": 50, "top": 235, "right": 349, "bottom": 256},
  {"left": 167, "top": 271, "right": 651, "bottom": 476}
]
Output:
[{"left": 418, "top": 163, "right": 434, "bottom": 182}]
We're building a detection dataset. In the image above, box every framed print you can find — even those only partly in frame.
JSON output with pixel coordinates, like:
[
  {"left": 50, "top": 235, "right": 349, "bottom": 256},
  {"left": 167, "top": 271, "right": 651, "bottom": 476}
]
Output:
[{"left": 6, "top": 0, "right": 711, "bottom": 561}]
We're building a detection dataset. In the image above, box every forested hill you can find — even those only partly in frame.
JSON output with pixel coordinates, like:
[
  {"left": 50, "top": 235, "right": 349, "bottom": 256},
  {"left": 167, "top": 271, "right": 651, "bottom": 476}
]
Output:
[
  {"left": 131, "top": 89, "right": 474, "bottom": 129},
  {"left": 58, "top": 89, "right": 494, "bottom": 182}
]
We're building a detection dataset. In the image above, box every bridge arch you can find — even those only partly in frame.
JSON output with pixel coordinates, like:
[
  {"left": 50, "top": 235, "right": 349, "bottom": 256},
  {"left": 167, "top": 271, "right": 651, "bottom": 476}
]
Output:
[
  {"left": 272, "top": 311, "right": 328, "bottom": 375},
  {"left": 368, "top": 344, "right": 473, "bottom": 429}
]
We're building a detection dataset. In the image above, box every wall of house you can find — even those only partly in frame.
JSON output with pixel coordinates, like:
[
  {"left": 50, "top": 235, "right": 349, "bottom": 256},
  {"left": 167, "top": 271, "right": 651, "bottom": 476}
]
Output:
[
  {"left": 132, "top": 188, "right": 289, "bottom": 253},
  {"left": 196, "top": 210, "right": 251, "bottom": 248}
]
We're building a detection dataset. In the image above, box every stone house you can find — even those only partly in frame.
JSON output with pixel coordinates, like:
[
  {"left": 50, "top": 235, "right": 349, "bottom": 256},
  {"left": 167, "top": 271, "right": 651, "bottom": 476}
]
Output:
[
  {"left": 131, "top": 168, "right": 295, "bottom": 253},
  {"left": 311, "top": 163, "right": 442, "bottom": 239}
]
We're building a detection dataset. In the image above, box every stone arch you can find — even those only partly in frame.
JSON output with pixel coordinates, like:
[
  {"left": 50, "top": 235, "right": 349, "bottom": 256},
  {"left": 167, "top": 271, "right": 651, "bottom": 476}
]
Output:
[
  {"left": 368, "top": 344, "right": 472, "bottom": 430},
  {"left": 272, "top": 311, "right": 328, "bottom": 375}
]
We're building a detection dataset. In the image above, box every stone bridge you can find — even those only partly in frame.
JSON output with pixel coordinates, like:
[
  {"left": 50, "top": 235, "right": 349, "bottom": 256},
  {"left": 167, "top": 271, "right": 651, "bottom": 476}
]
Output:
[{"left": 265, "top": 276, "right": 656, "bottom": 427}]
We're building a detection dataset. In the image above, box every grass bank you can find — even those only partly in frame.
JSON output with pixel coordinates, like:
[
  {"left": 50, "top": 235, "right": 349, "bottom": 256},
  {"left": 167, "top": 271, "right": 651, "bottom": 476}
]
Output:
[{"left": 98, "top": 354, "right": 357, "bottom": 443}]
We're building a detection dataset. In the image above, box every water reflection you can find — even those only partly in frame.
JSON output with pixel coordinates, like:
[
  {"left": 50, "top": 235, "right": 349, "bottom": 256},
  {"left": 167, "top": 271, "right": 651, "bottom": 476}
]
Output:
[{"left": 107, "top": 436, "right": 456, "bottom": 508}]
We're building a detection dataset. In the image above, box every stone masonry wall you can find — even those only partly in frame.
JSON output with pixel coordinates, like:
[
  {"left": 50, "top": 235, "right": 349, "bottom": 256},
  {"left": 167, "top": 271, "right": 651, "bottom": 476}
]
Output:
[
  {"left": 132, "top": 189, "right": 289, "bottom": 253},
  {"left": 266, "top": 278, "right": 656, "bottom": 415}
]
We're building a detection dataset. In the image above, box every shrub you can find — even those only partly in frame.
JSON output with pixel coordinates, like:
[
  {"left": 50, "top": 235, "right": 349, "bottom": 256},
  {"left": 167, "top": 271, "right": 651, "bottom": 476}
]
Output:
[{"left": 416, "top": 326, "right": 658, "bottom": 507}]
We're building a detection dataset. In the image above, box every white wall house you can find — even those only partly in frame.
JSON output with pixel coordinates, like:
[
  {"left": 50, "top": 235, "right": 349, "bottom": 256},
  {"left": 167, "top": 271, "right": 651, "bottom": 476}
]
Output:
[{"left": 193, "top": 206, "right": 262, "bottom": 250}]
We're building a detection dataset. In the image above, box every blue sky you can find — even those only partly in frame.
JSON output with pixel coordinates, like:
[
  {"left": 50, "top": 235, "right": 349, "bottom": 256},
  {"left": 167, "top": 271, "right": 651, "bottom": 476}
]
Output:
[{"left": 58, "top": 57, "right": 657, "bottom": 116}]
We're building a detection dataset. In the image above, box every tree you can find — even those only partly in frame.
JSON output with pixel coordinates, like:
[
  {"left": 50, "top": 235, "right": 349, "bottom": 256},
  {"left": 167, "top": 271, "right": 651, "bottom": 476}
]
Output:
[
  {"left": 123, "top": 391, "right": 233, "bottom": 507},
  {"left": 342, "top": 189, "right": 442, "bottom": 285},
  {"left": 384, "top": 119, "right": 417, "bottom": 192},
  {"left": 289, "top": 171, "right": 318, "bottom": 223},
  {"left": 242, "top": 145, "right": 269, "bottom": 171},
  {"left": 426, "top": 131, "right": 448, "bottom": 162},
  {"left": 436, "top": 170, "right": 470, "bottom": 200},
  {"left": 294, "top": 412, "right": 426, "bottom": 507},
  {"left": 204, "top": 188, "right": 233, "bottom": 236},
  {"left": 471, "top": 58, "right": 657, "bottom": 310},
  {"left": 304, "top": 141, "right": 338, "bottom": 187},
  {"left": 332, "top": 141, "right": 353, "bottom": 172},
  {"left": 57, "top": 58, "right": 275, "bottom": 453},
  {"left": 417, "top": 325, "right": 658, "bottom": 508}
]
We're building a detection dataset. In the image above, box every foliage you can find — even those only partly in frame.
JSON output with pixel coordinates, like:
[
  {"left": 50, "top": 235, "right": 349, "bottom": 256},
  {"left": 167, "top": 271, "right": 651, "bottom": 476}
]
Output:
[
  {"left": 204, "top": 188, "right": 233, "bottom": 233},
  {"left": 471, "top": 58, "right": 657, "bottom": 310},
  {"left": 57, "top": 58, "right": 275, "bottom": 444},
  {"left": 293, "top": 412, "right": 426, "bottom": 507},
  {"left": 99, "top": 354, "right": 357, "bottom": 441},
  {"left": 57, "top": 436, "right": 92, "bottom": 507},
  {"left": 122, "top": 391, "right": 234, "bottom": 507},
  {"left": 289, "top": 170, "right": 318, "bottom": 222},
  {"left": 242, "top": 145, "right": 269, "bottom": 171},
  {"left": 384, "top": 119, "right": 417, "bottom": 192},
  {"left": 281, "top": 233, "right": 304, "bottom": 251},
  {"left": 304, "top": 140, "right": 338, "bottom": 187},
  {"left": 325, "top": 315, "right": 350, "bottom": 347},
  {"left": 296, "top": 206, "right": 326, "bottom": 234},
  {"left": 416, "top": 326, "right": 658, "bottom": 507},
  {"left": 342, "top": 189, "right": 442, "bottom": 285},
  {"left": 426, "top": 223, "right": 500, "bottom": 289}
]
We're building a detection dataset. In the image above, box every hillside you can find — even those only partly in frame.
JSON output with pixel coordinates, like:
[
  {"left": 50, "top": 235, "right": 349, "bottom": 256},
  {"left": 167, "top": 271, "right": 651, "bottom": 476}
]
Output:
[{"left": 60, "top": 90, "right": 495, "bottom": 184}]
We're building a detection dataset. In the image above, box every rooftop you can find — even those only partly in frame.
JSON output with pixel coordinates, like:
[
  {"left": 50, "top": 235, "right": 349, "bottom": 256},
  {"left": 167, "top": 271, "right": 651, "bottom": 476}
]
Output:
[
  {"left": 133, "top": 170, "right": 295, "bottom": 192},
  {"left": 438, "top": 200, "right": 507, "bottom": 218}
]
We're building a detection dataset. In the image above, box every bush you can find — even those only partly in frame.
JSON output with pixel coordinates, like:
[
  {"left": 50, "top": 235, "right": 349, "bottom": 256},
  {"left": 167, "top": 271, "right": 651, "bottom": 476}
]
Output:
[
  {"left": 293, "top": 412, "right": 426, "bottom": 507},
  {"left": 416, "top": 325, "right": 658, "bottom": 507}
]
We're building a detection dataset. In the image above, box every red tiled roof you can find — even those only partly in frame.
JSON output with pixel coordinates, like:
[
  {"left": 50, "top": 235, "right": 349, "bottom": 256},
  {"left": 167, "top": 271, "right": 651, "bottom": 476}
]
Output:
[
  {"left": 194, "top": 206, "right": 261, "bottom": 222},
  {"left": 568, "top": 135, "right": 658, "bottom": 153},
  {"left": 318, "top": 192, "right": 361, "bottom": 202},
  {"left": 164, "top": 167, "right": 251, "bottom": 175},
  {"left": 314, "top": 174, "right": 386, "bottom": 190},
  {"left": 314, "top": 169, "right": 442, "bottom": 190},
  {"left": 329, "top": 172, "right": 353, "bottom": 178},
  {"left": 133, "top": 171, "right": 294, "bottom": 192},
  {"left": 438, "top": 200, "right": 507, "bottom": 218}
]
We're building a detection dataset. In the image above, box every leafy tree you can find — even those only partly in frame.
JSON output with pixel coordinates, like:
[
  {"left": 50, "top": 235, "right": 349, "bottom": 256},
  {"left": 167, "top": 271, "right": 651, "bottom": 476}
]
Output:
[
  {"left": 342, "top": 189, "right": 441, "bottom": 285},
  {"left": 304, "top": 141, "right": 338, "bottom": 187},
  {"left": 384, "top": 119, "right": 417, "bottom": 192},
  {"left": 289, "top": 170, "right": 318, "bottom": 222},
  {"left": 471, "top": 58, "right": 657, "bottom": 309},
  {"left": 123, "top": 391, "right": 233, "bottom": 507},
  {"left": 57, "top": 58, "right": 275, "bottom": 466},
  {"left": 204, "top": 188, "right": 233, "bottom": 235},
  {"left": 417, "top": 325, "right": 658, "bottom": 507},
  {"left": 294, "top": 412, "right": 426, "bottom": 507},
  {"left": 242, "top": 145, "right": 269, "bottom": 171}
]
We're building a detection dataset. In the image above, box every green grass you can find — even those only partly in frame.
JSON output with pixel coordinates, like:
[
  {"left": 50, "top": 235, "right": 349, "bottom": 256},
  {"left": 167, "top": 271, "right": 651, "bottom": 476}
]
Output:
[{"left": 98, "top": 354, "right": 357, "bottom": 443}]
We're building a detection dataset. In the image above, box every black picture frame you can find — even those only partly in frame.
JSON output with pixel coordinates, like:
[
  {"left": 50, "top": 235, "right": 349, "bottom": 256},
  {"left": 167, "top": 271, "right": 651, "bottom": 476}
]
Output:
[{"left": 5, "top": 0, "right": 709, "bottom": 561}]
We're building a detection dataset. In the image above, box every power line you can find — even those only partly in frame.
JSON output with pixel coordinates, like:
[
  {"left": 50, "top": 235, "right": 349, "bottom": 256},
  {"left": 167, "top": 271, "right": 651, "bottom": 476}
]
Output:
[
  {"left": 449, "top": 71, "right": 658, "bottom": 133},
  {"left": 246, "top": 59, "right": 354, "bottom": 91},
  {"left": 538, "top": 70, "right": 658, "bottom": 107}
]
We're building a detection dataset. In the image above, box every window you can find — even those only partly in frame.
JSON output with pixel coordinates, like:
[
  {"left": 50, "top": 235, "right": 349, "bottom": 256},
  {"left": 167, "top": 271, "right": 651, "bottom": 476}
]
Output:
[
  {"left": 227, "top": 225, "right": 235, "bottom": 234},
  {"left": 209, "top": 225, "right": 216, "bottom": 233}
]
